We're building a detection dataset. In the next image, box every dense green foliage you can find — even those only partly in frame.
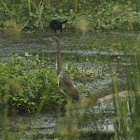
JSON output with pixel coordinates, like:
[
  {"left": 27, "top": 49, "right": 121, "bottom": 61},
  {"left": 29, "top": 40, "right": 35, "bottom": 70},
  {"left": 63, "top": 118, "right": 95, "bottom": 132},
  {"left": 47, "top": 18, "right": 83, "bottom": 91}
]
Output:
[
  {"left": 0, "top": 54, "right": 66, "bottom": 113},
  {"left": 0, "top": 0, "right": 140, "bottom": 31},
  {"left": 0, "top": 52, "right": 105, "bottom": 113}
]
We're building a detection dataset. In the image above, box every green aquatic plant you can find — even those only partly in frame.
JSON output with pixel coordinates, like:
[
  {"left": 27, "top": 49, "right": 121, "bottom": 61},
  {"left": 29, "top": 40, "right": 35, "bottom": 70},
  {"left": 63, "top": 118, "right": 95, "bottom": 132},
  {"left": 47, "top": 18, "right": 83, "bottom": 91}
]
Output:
[
  {"left": 0, "top": 53, "right": 66, "bottom": 113},
  {"left": 0, "top": 0, "right": 140, "bottom": 30},
  {"left": 112, "top": 52, "right": 140, "bottom": 139}
]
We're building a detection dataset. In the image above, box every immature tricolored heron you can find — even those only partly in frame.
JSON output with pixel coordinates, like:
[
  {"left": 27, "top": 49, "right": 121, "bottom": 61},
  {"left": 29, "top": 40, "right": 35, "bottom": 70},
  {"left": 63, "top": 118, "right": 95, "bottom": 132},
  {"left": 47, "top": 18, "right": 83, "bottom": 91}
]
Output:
[{"left": 49, "top": 37, "right": 80, "bottom": 101}]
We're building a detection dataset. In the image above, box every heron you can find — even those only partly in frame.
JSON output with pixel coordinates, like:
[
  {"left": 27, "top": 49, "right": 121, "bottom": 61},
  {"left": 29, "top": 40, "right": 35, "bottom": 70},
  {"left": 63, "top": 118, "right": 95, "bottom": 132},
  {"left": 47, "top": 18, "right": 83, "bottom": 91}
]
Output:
[{"left": 49, "top": 37, "right": 80, "bottom": 101}]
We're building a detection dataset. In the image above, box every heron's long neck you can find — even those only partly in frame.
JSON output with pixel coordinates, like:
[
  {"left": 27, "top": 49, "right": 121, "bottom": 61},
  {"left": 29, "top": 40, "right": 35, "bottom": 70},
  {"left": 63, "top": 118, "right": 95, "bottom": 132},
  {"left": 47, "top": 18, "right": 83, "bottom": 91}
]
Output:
[{"left": 55, "top": 39, "right": 61, "bottom": 76}]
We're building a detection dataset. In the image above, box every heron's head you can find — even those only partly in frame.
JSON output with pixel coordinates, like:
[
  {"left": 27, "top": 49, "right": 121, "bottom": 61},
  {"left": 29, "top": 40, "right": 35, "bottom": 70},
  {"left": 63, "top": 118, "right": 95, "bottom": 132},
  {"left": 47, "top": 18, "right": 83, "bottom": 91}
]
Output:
[
  {"left": 43, "top": 37, "right": 60, "bottom": 48},
  {"left": 49, "top": 37, "right": 59, "bottom": 42},
  {"left": 43, "top": 37, "right": 59, "bottom": 42}
]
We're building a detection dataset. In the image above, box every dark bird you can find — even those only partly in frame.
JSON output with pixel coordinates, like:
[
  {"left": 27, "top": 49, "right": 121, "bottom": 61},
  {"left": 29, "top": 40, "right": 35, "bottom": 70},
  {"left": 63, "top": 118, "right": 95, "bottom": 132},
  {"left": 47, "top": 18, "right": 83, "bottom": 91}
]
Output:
[
  {"left": 49, "top": 37, "right": 80, "bottom": 101},
  {"left": 50, "top": 19, "right": 67, "bottom": 35}
]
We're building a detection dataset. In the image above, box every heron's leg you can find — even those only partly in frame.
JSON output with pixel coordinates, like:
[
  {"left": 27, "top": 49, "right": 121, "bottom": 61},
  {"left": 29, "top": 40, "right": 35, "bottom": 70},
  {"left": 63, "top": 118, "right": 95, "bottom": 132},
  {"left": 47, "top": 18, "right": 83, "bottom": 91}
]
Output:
[{"left": 60, "top": 29, "right": 62, "bottom": 36}]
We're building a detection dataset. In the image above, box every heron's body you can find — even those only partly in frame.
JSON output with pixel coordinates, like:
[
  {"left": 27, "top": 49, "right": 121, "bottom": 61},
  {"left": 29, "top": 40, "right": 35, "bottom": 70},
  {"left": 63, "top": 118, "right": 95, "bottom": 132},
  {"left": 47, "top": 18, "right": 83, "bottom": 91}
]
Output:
[
  {"left": 51, "top": 37, "right": 80, "bottom": 101},
  {"left": 58, "top": 72, "right": 79, "bottom": 101}
]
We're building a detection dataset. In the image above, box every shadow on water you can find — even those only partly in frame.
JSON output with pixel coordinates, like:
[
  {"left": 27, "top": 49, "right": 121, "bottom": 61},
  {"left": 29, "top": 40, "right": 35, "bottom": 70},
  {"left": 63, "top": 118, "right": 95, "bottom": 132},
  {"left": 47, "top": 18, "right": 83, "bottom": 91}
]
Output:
[{"left": 0, "top": 30, "right": 139, "bottom": 139}]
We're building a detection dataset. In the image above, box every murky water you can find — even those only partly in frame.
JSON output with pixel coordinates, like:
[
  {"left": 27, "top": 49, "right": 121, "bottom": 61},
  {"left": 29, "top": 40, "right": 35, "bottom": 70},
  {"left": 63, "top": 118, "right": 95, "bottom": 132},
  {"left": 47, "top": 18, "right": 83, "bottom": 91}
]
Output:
[
  {"left": 0, "top": 31, "right": 139, "bottom": 139},
  {"left": 0, "top": 105, "right": 114, "bottom": 139},
  {"left": 0, "top": 31, "right": 136, "bottom": 92}
]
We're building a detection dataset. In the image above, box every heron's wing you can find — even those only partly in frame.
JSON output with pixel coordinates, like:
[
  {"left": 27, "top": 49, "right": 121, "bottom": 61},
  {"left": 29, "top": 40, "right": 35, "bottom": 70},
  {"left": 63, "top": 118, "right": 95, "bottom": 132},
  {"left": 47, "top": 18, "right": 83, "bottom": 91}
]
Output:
[
  {"left": 59, "top": 72, "right": 76, "bottom": 88},
  {"left": 58, "top": 72, "right": 80, "bottom": 101}
]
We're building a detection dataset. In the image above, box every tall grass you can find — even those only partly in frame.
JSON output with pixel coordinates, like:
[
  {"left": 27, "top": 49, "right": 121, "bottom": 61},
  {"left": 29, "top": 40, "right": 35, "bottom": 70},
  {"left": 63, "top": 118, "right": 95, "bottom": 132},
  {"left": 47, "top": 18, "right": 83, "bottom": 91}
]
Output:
[{"left": 112, "top": 44, "right": 140, "bottom": 139}]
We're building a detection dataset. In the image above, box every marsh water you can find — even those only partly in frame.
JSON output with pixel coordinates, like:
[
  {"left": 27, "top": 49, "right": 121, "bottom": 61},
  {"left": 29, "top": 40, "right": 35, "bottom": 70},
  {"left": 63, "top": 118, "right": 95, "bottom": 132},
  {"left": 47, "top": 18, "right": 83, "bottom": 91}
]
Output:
[{"left": 0, "top": 31, "right": 139, "bottom": 139}]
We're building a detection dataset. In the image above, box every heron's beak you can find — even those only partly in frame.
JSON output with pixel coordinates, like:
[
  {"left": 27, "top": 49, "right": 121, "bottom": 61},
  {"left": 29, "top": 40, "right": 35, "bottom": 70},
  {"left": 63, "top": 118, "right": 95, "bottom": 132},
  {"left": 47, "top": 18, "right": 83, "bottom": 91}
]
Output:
[
  {"left": 48, "top": 37, "right": 53, "bottom": 41},
  {"left": 43, "top": 37, "right": 53, "bottom": 41}
]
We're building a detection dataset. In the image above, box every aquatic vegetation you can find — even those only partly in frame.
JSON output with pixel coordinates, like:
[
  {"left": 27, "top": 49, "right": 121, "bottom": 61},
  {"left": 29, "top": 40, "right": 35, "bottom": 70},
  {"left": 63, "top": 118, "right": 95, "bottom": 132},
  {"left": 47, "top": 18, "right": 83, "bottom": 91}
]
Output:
[
  {"left": 3, "top": 21, "right": 21, "bottom": 39},
  {"left": 112, "top": 53, "right": 140, "bottom": 139},
  {"left": 0, "top": 0, "right": 140, "bottom": 31},
  {"left": 0, "top": 54, "right": 66, "bottom": 113}
]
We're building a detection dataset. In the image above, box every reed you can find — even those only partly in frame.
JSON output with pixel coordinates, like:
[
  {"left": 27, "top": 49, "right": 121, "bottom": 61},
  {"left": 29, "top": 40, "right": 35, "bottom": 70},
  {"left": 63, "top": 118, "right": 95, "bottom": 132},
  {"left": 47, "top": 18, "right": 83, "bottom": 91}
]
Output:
[{"left": 112, "top": 43, "right": 140, "bottom": 139}]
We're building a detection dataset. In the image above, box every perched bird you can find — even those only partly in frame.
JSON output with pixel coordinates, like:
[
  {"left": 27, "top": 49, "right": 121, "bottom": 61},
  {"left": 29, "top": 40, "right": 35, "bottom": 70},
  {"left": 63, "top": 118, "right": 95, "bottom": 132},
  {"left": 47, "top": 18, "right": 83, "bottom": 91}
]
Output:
[
  {"left": 50, "top": 19, "right": 67, "bottom": 35},
  {"left": 49, "top": 37, "right": 80, "bottom": 101}
]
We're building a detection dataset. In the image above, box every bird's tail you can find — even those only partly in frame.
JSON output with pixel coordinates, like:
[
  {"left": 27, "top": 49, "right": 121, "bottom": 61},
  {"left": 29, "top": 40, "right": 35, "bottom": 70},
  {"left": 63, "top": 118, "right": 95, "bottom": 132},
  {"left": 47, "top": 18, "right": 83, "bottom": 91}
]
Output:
[{"left": 61, "top": 20, "right": 68, "bottom": 24}]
